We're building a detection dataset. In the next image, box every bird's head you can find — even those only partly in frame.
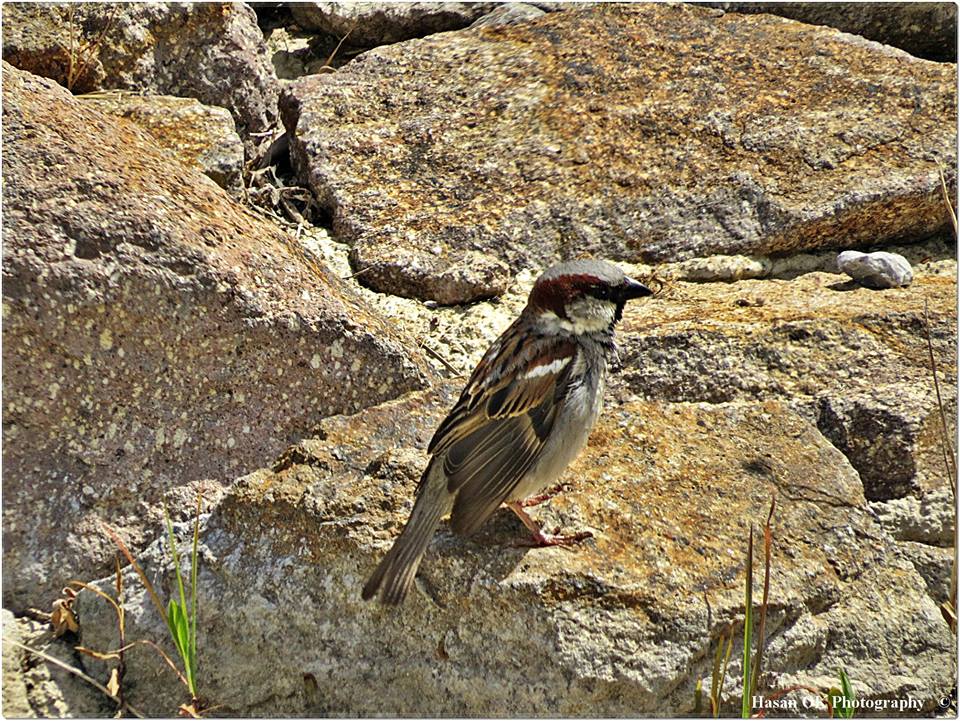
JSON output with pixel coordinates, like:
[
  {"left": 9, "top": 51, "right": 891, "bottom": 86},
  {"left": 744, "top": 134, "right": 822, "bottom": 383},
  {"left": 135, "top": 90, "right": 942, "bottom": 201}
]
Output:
[{"left": 526, "top": 259, "right": 652, "bottom": 335}]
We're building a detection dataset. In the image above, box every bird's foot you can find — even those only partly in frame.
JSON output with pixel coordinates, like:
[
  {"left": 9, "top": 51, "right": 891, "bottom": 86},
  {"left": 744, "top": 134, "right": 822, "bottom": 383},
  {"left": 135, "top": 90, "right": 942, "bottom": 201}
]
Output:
[
  {"left": 505, "top": 501, "right": 592, "bottom": 547},
  {"left": 519, "top": 482, "right": 573, "bottom": 507},
  {"left": 512, "top": 528, "right": 593, "bottom": 547}
]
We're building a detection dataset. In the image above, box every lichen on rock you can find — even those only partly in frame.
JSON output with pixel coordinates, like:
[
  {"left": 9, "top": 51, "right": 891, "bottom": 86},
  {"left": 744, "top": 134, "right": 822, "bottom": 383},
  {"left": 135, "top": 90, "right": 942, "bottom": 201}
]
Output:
[
  {"left": 280, "top": 3, "right": 955, "bottom": 303},
  {"left": 1, "top": 62, "right": 429, "bottom": 610}
]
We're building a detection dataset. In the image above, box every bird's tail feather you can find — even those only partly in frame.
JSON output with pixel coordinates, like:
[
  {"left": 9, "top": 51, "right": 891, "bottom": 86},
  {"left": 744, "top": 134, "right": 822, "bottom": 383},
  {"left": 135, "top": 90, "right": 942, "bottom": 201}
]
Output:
[{"left": 361, "top": 469, "right": 448, "bottom": 605}]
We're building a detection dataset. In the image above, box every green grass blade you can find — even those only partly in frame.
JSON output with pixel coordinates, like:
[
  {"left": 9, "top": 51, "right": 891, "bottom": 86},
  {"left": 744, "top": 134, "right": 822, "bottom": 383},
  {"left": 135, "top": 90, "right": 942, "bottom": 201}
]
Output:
[
  {"left": 710, "top": 631, "right": 724, "bottom": 716},
  {"left": 839, "top": 668, "right": 855, "bottom": 718},
  {"left": 741, "top": 527, "right": 754, "bottom": 719},
  {"left": 164, "top": 507, "right": 188, "bottom": 614},
  {"left": 719, "top": 632, "right": 734, "bottom": 708},
  {"left": 164, "top": 506, "right": 196, "bottom": 696},
  {"left": 189, "top": 493, "right": 201, "bottom": 692},
  {"left": 166, "top": 599, "right": 180, "bottom": 646}
]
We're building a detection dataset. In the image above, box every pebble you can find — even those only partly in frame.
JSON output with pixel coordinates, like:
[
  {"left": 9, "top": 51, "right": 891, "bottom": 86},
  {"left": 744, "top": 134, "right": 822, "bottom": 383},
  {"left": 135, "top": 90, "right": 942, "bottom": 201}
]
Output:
[{"left": 837, "top": 250, "right": 913, "bottom": 289}]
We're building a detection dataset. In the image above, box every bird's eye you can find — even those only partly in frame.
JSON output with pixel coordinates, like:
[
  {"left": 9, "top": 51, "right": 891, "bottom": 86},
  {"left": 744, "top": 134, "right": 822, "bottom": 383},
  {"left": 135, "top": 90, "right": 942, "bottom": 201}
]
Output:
[{"left": 593, "top": 285, "right": 609, "bottom": 301}]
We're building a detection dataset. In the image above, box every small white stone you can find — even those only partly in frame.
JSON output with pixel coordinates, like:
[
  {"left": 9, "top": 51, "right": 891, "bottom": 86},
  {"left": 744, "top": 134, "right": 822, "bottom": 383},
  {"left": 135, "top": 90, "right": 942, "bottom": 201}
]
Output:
[{"left": 837, "top": 250, "right": 913, "bottom": 289}]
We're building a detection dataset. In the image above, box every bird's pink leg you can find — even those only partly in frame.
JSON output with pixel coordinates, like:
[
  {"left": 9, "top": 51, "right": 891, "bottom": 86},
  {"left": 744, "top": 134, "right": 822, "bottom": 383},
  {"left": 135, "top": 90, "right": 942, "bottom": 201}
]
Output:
[
  {"left": 519, "top": 482, "right": 573, "bottom": 508},
  {"left": 505, "top": 502, "right": 593, "bottom": 547}
]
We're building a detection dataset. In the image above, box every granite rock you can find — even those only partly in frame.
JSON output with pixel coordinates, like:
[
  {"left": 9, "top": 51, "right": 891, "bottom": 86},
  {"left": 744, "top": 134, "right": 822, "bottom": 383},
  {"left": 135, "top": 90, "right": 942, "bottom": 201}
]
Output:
[
  {"left": 871, "top": 487, "right": 956, "bottom": 548},
  {"left": 700, "top": 2, "right": 958, "bottom": 62},
  {"left": 898, "top": 541, "right": 955, "bottom": 605},
  {"left": 290, "top": 2, "right": 498, "bottom": 46},
  {"left": 74, "top": 388, "right": 953, "bottom": 715},
  {"left": 469, "top": 3, "right": 546, "bottom": 28},
  {"left": 616, "top": 270, "right": 957, "bottom": 501},
  {"left": 1, "top": 2, "right": 280, "bottom": 159},
  {"left": 1, "top": 64, "right": 429, "bottom": 611},
  {"left": 77, "top": 91, "right": 245, "bottom": 193},
  {"left": 280, "top": 3, "right": 956, "bottom": 302},
  {"left": 1, "top": 609, "right": 107, "bottom": 716}
]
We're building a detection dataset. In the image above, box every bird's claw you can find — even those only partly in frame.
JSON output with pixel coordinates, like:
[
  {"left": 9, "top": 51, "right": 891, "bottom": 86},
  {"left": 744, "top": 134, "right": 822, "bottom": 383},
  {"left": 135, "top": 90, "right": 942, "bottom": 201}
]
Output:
[{"left": 519, "top": 482, "right": 574, "bottom": 508}]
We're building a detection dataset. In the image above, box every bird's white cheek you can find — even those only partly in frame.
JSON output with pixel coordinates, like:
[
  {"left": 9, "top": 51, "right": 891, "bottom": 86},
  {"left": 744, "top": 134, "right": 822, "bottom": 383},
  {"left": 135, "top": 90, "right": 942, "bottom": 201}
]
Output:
[
  {"left": 537, "top": 300, "right": 617, "bottom": 335},
  {"left": 568, "top": 299, "right": 617, "bottom": 334}
]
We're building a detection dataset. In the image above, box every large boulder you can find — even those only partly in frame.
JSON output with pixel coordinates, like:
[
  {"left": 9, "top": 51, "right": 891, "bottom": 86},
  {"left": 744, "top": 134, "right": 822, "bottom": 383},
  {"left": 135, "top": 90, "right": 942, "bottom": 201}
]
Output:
[
  {"left": 74, "top": 267, "right": 956, "bottom": 715},
  {"left": 700, "top": 2, "right": 957, "bottom": 62},
  {"left": 76, "top": 389, "right": 953, "bottom": 715},
  {"left": 1, "top": 64, "right": 430, "bottom": 611},
  {"left": 280, "top": 3, "right": 956, "bottom": 303},
  {"left": 1, "top": 2, "right": 279, "bottom": 158},
  {"left": 615, "top": 270, "right": 957, "bottom": 504}
]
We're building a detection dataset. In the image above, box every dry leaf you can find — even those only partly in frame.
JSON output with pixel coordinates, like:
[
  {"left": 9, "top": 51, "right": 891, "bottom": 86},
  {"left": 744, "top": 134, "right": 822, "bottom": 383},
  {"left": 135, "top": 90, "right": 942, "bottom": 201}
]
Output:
[
  {"left": 50, "top": 598, "right": 79, "bottom": 636},
  {"left": 75, "top": 646, "right": 120, "bottom": 661},
  {"left": 941, "top": 600, "right": 957, "bottom": 634},
  {"left": 106, "top": 668, "right": 120, "bottom": 697},
  {"left": 178, "top": 702, "right": 202, "bottom": 718}
]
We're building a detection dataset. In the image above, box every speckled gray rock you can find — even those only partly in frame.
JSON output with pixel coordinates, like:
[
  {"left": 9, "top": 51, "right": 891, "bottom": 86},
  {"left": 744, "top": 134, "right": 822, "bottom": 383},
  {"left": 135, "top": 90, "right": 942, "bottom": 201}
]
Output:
[
  {"left": 469, "top": 3, "right": 546, "bottom": 28},
  {"left": 1, "top": 64, "right": 430, "bottom": 611},
  {"left": 616, "top": 271, "right": 956, "bottom": 408},
  {"left": 898, "top": 541, "right": 955, "bottom": 605},
  {"left": 74, "top": 389, "right": 953, "bottom": 715},
  {"left": 614, "top": 270, "right": 956, "bottom": 504},
  {"left": 699, "top": 2, "right": 957, "bottom": 61},
  {"left": 281, "top": 3, "right": 955, "bottom": 303},
  {"left": 77, "top": 92, "right": 245, "bottom": 193},
  {"left": 871, "top": 488, "right": 957, "bottom": 548},
  {"left": 815, "top": 387, "right": 951, "bottom": 500},
  {"left": 837, "top": 250, "right": 914, "bottom": 289},
  {"left": 671, "top": 254, "right": 772, "bottom": 282},
  {"left": 1, "top": 609, "right": 107, "bottom": 716},
  {"left": 1, "top": 2, "right": 279, "bottom": 159},
  {"left": 290, "top": 2, "right": 498, "bottom": 46}
]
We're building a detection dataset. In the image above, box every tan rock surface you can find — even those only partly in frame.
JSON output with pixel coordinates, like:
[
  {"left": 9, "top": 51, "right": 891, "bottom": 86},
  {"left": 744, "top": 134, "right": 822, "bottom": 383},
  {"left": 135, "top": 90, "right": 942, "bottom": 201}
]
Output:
[
  {"left": 1, "top": 2, "right": 279, "bottom": 158},
  {"left": 616, "top": 271, "right": 957, "bottom": 502},
  {"left": 1, "top": 64, "right": 429, "bottom": 610},
  {"left": 76, "top": 266, "right": 956, "bottom": 715},
  {"left": 281, "top": 3, "right": 956, "bottom": 302},
  {"left": 77, "top": 92, "right": 245, "bottom": 193}
]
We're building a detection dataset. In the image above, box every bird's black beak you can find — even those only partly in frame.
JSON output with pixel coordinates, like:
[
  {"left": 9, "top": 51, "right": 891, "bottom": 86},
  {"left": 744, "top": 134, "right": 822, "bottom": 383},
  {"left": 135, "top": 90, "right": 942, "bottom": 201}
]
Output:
[{"left": 620, "top": 276, "right": 653, "bottom": 301}]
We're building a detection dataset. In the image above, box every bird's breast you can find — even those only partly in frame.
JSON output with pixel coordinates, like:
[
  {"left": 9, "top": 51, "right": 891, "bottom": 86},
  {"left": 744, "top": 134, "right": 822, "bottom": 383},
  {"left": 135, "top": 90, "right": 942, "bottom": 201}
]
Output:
[{"left": 507, "top": 356, "right": 606, "bottom": 501}]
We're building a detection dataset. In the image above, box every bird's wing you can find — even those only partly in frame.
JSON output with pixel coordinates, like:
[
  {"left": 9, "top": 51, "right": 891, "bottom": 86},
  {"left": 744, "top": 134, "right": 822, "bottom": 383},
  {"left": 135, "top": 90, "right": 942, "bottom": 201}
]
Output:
[{"left": 426, "top": 319, "right": 579, "bottom": 536}]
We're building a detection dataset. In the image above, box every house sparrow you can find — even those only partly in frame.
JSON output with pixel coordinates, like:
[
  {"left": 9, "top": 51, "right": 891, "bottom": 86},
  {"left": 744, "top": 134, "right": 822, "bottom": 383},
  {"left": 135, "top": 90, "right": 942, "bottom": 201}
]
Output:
[{"left": 362, "top": 259, "right": 652, "bottom": 604}]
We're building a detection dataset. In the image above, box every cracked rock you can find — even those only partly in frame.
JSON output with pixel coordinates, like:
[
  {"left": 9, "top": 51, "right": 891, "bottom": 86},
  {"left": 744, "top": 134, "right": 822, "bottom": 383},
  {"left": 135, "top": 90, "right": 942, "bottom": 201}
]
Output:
[
  {"left": 1, "top": 2, "right": 280, "bottom": 159},
  {"left": 616, "top": 270, "right": 956, "bottom": 506},
  {"left": 1, "top": 64, "right": 429, "bottom": 610},
  {"left": 815, "top": 385, "right": 949, "bottom": 501},
  {"left": 76, "top": 92, "right": 245, "bottom": 193},
  {"left": 73, "top": 388, "right": 954, "bottom": 715},
  {"left": 280, "top": 3, "right": 955, "bottom": 302}
]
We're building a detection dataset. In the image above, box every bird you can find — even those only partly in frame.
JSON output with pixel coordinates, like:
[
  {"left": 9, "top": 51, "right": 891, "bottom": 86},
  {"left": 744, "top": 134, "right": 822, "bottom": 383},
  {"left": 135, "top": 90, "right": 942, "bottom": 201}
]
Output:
[{"left": 362, "top": 259, "right": 653, "bottom": 604}]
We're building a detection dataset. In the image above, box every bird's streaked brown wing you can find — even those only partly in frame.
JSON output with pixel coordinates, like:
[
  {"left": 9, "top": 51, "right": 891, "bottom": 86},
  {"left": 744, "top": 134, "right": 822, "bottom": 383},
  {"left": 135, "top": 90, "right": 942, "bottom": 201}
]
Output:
[{"left": 424, "top": 319, "right": 578, "bottom": 536}]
